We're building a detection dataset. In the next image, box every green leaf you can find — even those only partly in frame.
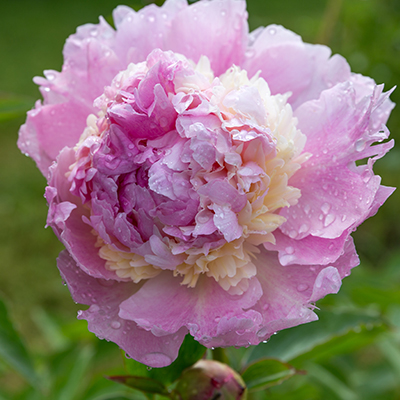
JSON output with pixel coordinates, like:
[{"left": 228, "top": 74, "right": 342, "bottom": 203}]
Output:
[
  {"left": 241, "top": 358, "right": 300, "bottom": 392},
  {"left": 0, "top": 94, "right": 33, "bottom": 122},
  {"left": 124, "top": 334, "right": 206, "bottom": 385},
  {"left": 107, "top": 375, "right": 170, "bottom": 397},
  {"left": 0, "top": 296, "right": 38, "bottom": 387},
  {"left": 247, "top": 307, "right": 387, "bottom": 365},
  {"left": 56, "top": 345, "right": 95, "bottom": 400},
  {"left": 305, "top": 363, "right": 358, "bottom": 400}
]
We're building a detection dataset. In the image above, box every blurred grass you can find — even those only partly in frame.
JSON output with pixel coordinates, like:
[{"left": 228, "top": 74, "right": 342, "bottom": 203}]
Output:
[{"left": 0, "top": 0, "right": 399, "bottom": 398}]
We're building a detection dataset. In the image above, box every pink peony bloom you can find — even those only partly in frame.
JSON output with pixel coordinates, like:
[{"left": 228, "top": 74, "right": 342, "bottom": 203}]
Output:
[{"left": 19, "top": 0, "right": 394, "bottom": 367}]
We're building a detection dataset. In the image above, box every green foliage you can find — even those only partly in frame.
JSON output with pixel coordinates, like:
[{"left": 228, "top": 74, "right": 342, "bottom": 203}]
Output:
[
  {"left": 0, "top": 296, "right": 38, "bottom": 388},
  {"left": 241, "top": 359, "right": 300, "bottom": 391}
]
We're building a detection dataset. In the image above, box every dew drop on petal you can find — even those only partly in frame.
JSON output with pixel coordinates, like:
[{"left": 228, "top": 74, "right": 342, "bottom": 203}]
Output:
[
  {"left": 321, "top": 202, "right": 331, "bottom": 214},
  {"left": 299, "top": 223, "right": 308, "bottom": 234},
  {"left": 90, "top": 304, "right": 100, "bottom": 313},
  {"left": 324, "top": 213, "right": 336, "bottom": 227},
  {"left": 355, "top": 138, "right": 366, "bottom": 152},
  {"left": 111, "top": 321, "right": 121, "bottom": 329},
  {"left": 285, "top": 246, "right": 294, "bottom": 254},
  {"left": 256, "top": 327, "right": 268, "bottom": 337},
  {"left": 297, "top": 283, "right": 309, "bottom": 292},
  {"left": 268, "top": 27, "right": 276, "bottom": 35},
  {"left": 245, "top": 48, "right": 256, "bottom": 59}
]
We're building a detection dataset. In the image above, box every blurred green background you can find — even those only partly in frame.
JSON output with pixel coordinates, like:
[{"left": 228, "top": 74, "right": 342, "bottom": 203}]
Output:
[{"left": 0, "top": 0, "right": 399, "bottom": 398}]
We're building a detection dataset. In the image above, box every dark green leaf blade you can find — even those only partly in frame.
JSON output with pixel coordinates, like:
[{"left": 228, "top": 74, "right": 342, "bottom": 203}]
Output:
[
  {"left": 247, "top": 307, "right": 386, "bottom": 365},
  {"left": 241, "top": 358, "right": 299, "bottom": 391},
  {"left": 0, "top": 296, "right": 38, "bottom": 387},
  {"left": 107, "top": 375, "right": 170, "bottom": 397},
  {"left": 0, "top": 94, "right": 33, "bottom": 122}
]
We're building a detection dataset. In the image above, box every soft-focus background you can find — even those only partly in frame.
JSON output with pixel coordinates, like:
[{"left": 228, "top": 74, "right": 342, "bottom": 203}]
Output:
[{"left": 0, "top": 0, "right": 399, "bottom": 399}]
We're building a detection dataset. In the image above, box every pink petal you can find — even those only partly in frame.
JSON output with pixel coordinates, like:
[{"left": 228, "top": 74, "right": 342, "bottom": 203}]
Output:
[
  {"left": 58, "top": 251, "right": 186, "bottom": 367},
  {"left": 279, "top": 82, "right": 394, "bottom": 240},
  {"left": 18, "top": 100, "right": 91, "bottom": 175},
  {"left": 119, "top": 272, "right": 263, "bottom": 348},
  {"left": 242, "top": 24, "right": 351, "bottom": 109},
  {"left": 165, "top": 0, "right": 248, "bottom": 75},
  {"left": 252, "top": 239, "right": 359, "bottom": 339}
]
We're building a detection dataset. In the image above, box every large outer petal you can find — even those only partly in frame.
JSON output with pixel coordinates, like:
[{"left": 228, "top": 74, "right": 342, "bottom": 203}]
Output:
[
  {"left": 18, "top": 17, "right": 123, "bottom": 175},
  {"left": 242, "top": 24, "right": 351, "bottom": 109},
  {"left": 277, "top": 81, "right": 394, "bottom": 246},
  {"left": 253, "top": 238, "right": 359, "bottom": 339},
  {"left": 119, "top": 272, "right": 263, "bottom": 348},
  {"left": 113, "top": 0, "right": 248, "bottom": 76},
  {"left": 58, "top": 251, "right": 187, "bottom": 367}
]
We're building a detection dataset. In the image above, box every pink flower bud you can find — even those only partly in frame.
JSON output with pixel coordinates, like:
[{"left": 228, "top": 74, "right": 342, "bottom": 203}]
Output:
[{"left": 174, "top": 360, "right": 247, "bottom": 400}]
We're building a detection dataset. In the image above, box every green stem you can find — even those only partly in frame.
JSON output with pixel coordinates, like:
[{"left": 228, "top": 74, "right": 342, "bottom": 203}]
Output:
[{"left": 317, "top": 0, "right": 344, "bottom": 45}]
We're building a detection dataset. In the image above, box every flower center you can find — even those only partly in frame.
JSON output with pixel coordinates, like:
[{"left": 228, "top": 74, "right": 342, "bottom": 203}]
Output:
[{"left": 68, "top": 50, "right": 308, "bottom": 294}]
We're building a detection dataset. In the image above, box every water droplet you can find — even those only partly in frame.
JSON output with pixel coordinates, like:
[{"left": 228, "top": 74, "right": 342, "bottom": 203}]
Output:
[
  {"left": 297, "top": 283, "right": 309, "bottom": 292},
  {"left": 304, "top": 204, "right": 311, "bottom": 214},
  {"left": 148, "top": 14, "right": 155, "bottom": 23},
  {"left": 285, "top": 246, "right": 294, "bottom": 255},
  {"left": 46, "top": 72, "right": 56, "bottom": 81},
  {"left": 268, "top": 27, "right": 276, "bottom": 35},
  {"left": 289, "top": 230, "right": 298, "bottom": 239},
  {"left": 332, "top": 155, "right": 337, "bottom": 163},
  {"left": 221, "top": 10, "right": 226, "bottom": 16},
  {"left": 245, "top": 48, "right": 256, "bottom": 59},
  {"left": 263, "top": 303, "right": 270, "bottom": 311},
  {"left": 362, "top": 169, "right": 371, "bottom": 183},
  {"left": 211, "top": 347, "right": 215, "bottom": 350},
  {"left": 262, "top": 340, "right": 268, "bottom": 344},
  {"left": 341, "top": 215, "right": 347, "bottom": 222},
  {"left": 257, "top": 327, "right": 268, "bottom": 337},
  {"left": 146, "top": 366, "right": 152, "bottom": 371},
  {"left": 90, "top": 28, "right": 98, "bottom": 36},
  {"left": 90, "top": 304, "right": 100, "bottom": 313},
  {"left": 161, "top": 12, "right": 168, "bottom": 20},
  {"left": 159, "top": 116, "right": 168, "bottom": 128},
  {"left": 355, "top": 138, "right": 366, "bottom": 152},
  {"left": 299, "top": 223, "right": 308, "bottom": 234},
  {"left": 111, "top": 321, "right": 121, "bottom": 329},
  {"left": 324, "top": 213, "right": 336, "bottom": 227},
  {"left": 321, "top": 202, "right": 331, "bottom": 214}
]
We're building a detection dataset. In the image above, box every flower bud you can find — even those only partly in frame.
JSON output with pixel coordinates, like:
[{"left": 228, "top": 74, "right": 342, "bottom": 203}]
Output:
[{"left": 174, "top": 359, "right": 247, "bottom": 400}]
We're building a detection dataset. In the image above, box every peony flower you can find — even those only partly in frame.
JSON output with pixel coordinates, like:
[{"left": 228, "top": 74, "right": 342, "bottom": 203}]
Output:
[{"left": 19, "top": 0, "right": 394, "bottom": 367}]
